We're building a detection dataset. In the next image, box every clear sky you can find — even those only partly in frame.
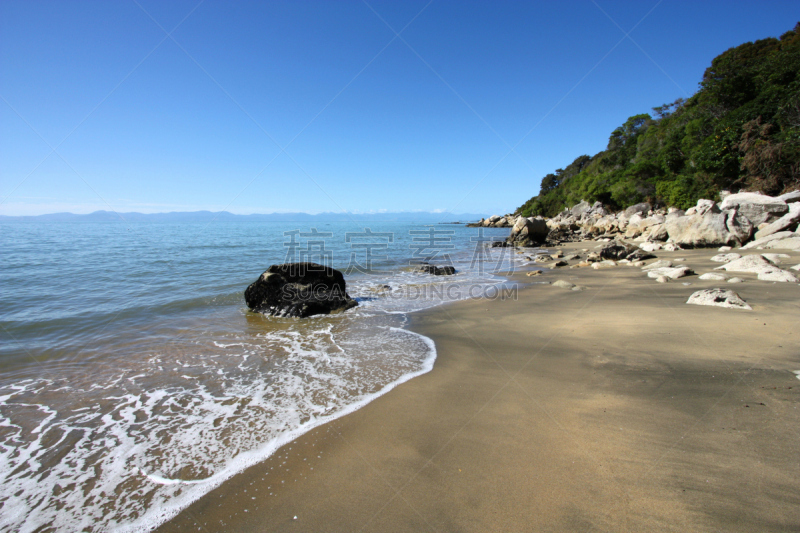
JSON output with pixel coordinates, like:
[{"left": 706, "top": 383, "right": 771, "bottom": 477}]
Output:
[{"left": 1, "top": 1, "right": 798, "bottom": 216}]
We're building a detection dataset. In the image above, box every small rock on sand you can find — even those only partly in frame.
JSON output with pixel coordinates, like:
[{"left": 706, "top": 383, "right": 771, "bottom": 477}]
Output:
[
  {"left": 655, "top": 275, "right": 670, "bottom": 283},
  {"left": 687, "top": 289, "right": 752, "bottom": 310},
  {"left": 728, "top": 277, "right": 746, "bottom": 283},
  {"left": 552, "top": 280, "right": 576, "bottom": 289},
  {"left": 699, "top": 272, "right": 728, "bottom": 281},
  {"left": 646, "top": 266, "right": 693, "bottom": 280},
  {"left": 791, "top": 264, "right": 800, "bottom": 271},
  {"left": 718, "top": 246, "right": 732, "bottom": 252}
]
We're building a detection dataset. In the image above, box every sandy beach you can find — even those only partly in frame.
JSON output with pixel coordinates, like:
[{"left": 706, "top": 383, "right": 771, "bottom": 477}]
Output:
[{"left": 158, "top": 242, "right": 800, "bottom": 532}]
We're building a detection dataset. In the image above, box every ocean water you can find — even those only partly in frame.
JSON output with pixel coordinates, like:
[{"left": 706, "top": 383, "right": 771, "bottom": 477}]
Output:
[{"left": 0, "top": 220, "right": 523, "bottom": 532}]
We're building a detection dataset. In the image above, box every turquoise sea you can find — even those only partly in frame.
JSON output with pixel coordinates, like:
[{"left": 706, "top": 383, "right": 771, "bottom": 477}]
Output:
[{"left": 0, "top": 220, "right": 520, "bottom": 532}]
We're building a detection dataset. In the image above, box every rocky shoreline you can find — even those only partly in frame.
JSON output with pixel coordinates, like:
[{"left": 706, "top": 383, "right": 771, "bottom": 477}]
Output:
[
  {"left": 476, "top": 190, "right": 800, "bottom": 249},
  {"left": 477, "top": 190, "right": 800, "bottom": 308},
  {"left": 160, "top": 216, "right": 800, "bottom": 533}
]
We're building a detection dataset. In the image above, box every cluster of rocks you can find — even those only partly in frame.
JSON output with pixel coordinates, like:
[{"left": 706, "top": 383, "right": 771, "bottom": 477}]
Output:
[
  {"left": 471, "top": 214, "right": 516, "bottom": 228},
  {"left": 243, "top": 191, "right": 799, "bottom": 318},
  {"left": 536, "top": 242, "right": 800, "bottom": 310},
  {"left": 477, "top": 190, "right": 799, "bottom": 250},
  {"left": 503, "top": 191, "right": 800, "bottom": 311},
  {"left": 470, "top": 213, "right": 553, "bottom": 247}
]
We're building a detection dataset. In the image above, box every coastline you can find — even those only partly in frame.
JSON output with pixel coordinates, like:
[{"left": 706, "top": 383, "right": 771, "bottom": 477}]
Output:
[{"left": 157, "top": 241, "right": 800, "bottom": 532}]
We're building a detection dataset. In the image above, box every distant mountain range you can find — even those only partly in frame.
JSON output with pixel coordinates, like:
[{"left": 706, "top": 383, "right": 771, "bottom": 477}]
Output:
[{"left": 0, "top": 210, "right": 486, "bottom": 224}]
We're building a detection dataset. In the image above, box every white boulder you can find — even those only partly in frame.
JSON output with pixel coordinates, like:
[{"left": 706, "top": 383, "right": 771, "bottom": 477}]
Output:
[
  {"left": 719, "top": 192, "right": 788, "bottom": 226},
  {"left": 753, "top": 203, "right": 800, "bottom": 240},
  {"left": 741, "top": 231, "right": 796, "bottom": 249},
  {"left": 644, "top": 223, "right": 669, "bottom": 242},
  {"left": 715, "top": 254, "right": 776, "bottom": 273},
  {"left": 510, "top": 216, "right": 549, "bottom": 243},
  {"left": 761, "top": 237, "right": 800, "bottom": 250},
  {"left": 686, "top": 289, "right": 751, "bottom": 310},
  {"left": 646, "top": 266, "right": 693, "bottom": 279},
  {"left": 642, "top": 260, "right": 673, "bottom": 271},
  {"left": 757, "top": 269, "right": 799, "bottom": 283},
  {"left": 665, "top": 209, "right": 753, "bottom": 247}
]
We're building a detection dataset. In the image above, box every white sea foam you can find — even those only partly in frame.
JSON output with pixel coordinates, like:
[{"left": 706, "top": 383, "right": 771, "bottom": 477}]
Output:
[
  {"left": 0, "top": 313, "right": 437, "bottom": 532},
  {"left": 0, "top": 230, "right": 527, "bottom": 532},
  {"left": 119, "top": 326, "right": 437, "bottom": 533}
]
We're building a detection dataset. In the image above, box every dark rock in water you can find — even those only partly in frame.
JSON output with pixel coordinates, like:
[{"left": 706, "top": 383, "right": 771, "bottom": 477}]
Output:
[
  {"left": 599, "top": 241, "right": 637, "bottom": 260},
  {"left": 244, "top": 263, "right": 358, "bottom": 318},
  {"left": 490, "top": 241, "right": 513, "bottom": 248},
  {"left": 416, "top": 263, "right": 457, "bottom": 276}
]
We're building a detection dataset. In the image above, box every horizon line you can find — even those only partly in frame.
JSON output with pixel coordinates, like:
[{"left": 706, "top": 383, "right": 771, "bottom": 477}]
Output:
[{"left": 0, "top": 209, "right": 492, "bottom": 219}]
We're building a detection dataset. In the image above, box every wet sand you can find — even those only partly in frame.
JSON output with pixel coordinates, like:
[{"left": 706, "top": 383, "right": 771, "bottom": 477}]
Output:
[{"left": 158, "top": 242, "right": 800, "bottom": 532}]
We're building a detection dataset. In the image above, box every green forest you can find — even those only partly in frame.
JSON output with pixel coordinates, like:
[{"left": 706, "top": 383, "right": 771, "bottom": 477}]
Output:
[{"left": 516, "top": 22, "right": 800, "bottom": 218}]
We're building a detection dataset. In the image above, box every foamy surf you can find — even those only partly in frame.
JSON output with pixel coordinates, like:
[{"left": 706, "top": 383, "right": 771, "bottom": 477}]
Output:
[
  {"left": 0, "top": 313, "right": 439, "bottom": 533},
  {"left": 0, "top": 221, "right": 527, "bottom": 532},
  {"left": 116, "top": 327, "right": 437, "bottom": 533}
]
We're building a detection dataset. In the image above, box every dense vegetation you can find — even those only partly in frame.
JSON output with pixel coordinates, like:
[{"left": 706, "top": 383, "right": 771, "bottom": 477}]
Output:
[{"left": 516, "top": 23, "right": 800, "bottom": 218}]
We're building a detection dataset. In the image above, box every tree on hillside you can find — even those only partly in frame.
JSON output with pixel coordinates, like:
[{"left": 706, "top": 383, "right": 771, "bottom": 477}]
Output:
[{"left": 514, "top": 22, "right": 800, "bottom": 218}]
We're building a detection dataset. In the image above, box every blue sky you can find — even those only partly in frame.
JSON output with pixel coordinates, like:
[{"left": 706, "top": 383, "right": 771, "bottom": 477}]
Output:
[{"left": 1, "top": 1, "right": 797, "bottom": 216}]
